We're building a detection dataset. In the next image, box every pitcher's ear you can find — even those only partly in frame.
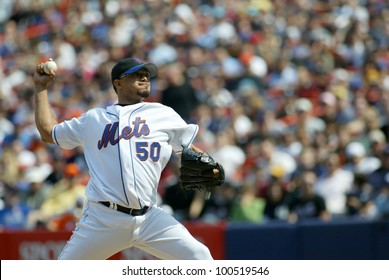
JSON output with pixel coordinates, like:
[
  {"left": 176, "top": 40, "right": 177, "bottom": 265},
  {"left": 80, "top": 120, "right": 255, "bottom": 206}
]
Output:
[{"left": 113, "top": 79, "right": 121, "bottom": 92}]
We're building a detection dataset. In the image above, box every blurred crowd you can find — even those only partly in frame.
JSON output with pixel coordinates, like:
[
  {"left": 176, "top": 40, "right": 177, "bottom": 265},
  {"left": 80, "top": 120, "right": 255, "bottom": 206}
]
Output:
[{"left": 2, "top": 0, "right": 389, "bottom": 231}]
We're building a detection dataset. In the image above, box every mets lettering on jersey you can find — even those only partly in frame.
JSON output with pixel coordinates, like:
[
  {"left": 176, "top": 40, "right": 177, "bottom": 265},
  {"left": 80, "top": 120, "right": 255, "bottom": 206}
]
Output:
[{"left": 97, "top": 117, "right": 150, "bottom": 149}]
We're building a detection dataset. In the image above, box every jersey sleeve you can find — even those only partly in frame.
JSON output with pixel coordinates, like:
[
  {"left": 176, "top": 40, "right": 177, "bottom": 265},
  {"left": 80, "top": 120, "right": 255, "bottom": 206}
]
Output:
[
  {"left": 170, "top": 123, "right": 199, "bottom": 153},
  {"left": 164, "top": 108, "right": 199, "bottom": 153},
  {"left": 52, "top": 112, "right": 87, "bottom": 149}
]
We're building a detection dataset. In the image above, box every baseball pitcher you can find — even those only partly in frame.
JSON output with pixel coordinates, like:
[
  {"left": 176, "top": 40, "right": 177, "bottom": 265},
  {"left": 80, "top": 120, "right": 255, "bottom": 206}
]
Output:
[{"left": 33, "top": 57, "right": 224, "bottom": 260}]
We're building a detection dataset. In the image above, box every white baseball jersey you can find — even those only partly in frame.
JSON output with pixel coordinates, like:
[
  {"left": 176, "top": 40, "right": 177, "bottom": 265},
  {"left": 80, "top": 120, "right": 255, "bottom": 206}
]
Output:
[{"left": 52, "top": 102, "right": 198, "bottom": 209}]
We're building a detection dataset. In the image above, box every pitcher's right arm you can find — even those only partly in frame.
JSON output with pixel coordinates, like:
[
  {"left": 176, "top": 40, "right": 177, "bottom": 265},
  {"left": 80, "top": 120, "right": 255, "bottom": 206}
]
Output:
[{"left": 33, "top": 60, "right": 58, "bottom": 144}]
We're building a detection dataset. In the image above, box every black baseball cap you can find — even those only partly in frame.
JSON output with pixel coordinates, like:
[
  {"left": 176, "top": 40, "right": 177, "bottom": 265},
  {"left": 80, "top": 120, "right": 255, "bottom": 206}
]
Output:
[{"left": 111, "top": 57, "right": 157, "bottom": 85}]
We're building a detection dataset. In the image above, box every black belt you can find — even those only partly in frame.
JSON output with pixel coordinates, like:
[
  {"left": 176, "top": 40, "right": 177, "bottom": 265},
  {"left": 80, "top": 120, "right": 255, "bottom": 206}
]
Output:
[{"left": 99, "top": 201, "right": 149, "bottom": 216}]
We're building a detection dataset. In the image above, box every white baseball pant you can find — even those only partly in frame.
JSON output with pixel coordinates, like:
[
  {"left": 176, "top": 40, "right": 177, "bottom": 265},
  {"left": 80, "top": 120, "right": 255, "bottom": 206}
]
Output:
[{"left": 58, "top": 200, "right": 213, "bottom": 260}]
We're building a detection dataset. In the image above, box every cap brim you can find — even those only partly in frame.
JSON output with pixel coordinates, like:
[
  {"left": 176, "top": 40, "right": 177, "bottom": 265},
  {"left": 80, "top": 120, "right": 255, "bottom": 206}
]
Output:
[{"left": 121, "top": 63, "right": 157, "bottom": 78}]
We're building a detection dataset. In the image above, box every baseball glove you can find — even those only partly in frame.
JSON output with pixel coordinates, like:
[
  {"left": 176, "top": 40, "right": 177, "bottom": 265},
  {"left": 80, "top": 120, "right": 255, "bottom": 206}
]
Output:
[{"left": 179, "top": 147, "right": 225, "bottom": 192}]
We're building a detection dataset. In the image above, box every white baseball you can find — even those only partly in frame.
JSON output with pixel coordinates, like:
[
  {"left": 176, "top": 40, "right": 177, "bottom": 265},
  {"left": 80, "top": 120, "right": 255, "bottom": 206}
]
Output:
[{"left": 43, "top": 60, "right": 58, "bottom": 74}]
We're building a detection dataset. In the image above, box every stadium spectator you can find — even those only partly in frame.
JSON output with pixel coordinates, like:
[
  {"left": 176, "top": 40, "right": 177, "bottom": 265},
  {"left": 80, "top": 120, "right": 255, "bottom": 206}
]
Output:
[
  {"left": 229, "top": 182, "right": 266, "bottom": 223},
  {"left": 314, "top": 153, "right": 354, "bottom": 218},
  {"left": 343, "top": 141, "right": 381, "bottom": 175},
  {"left": 263, "top": 181, "right": 289, "bottom": 221},
  {"left": 287, "top": 171, "right": 330, "bottom": 223},
  {"left": 0, "top": 187, "right": 30, "bottom": 230},
  {"left": 368, "top": 144, "right": 389, "bottom": 194}
]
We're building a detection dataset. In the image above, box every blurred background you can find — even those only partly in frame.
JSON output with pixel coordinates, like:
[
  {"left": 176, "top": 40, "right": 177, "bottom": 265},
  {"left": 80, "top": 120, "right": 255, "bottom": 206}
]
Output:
[{"left": 1, "top": 0, "right": 389, "bottom": 259}]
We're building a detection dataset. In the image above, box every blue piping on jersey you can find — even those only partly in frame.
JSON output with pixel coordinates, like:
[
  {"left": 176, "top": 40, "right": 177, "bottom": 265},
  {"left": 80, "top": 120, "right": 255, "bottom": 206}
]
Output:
[
  {"left": 127, "top": 104, "right": 146, "bottom": 208},
  {"left": 53, "top": 125, "right": 60, "bottom": 146},
  {"left": 107, "top": 111, "right": 130, "bottom": 205},
  {"left": 188, "top": 125, "right": 199, "bottom": 147}
]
